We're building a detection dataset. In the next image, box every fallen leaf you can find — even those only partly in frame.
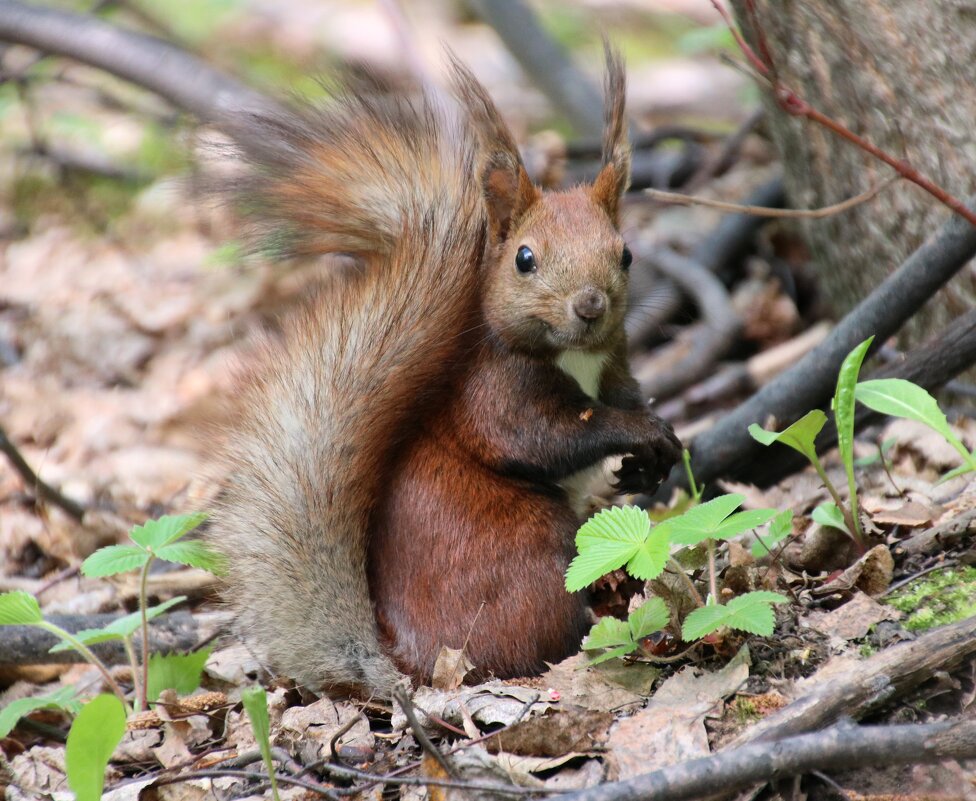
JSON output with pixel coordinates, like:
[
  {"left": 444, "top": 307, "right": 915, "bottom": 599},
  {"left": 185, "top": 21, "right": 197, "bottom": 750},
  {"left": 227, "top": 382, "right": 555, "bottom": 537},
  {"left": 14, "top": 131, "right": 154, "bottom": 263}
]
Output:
[
  {"left": 483, "top": 709, "right": 613, "bottom": 757},
  {"left": 431, "top": 646, "right": 473, "bottom": 690},
  {"left": 806, "top": 591, "right": 901, "bottom": 640},
  {"left": 605, "top": 646, "right": 750, "bottom": 779}
]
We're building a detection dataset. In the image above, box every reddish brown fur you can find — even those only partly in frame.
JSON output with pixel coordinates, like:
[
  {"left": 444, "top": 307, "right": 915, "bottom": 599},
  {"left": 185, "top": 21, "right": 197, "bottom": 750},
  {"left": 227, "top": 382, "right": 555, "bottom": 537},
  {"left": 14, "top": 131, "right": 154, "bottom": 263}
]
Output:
[{"left": 214, "top": 52, "right": 680, "bottom": 693}]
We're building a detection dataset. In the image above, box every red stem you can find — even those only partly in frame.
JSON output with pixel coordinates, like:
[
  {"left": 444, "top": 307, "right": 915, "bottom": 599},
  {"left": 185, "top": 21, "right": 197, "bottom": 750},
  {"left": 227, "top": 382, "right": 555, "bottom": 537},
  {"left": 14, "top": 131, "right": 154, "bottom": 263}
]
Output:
[{"left": 711, "top": 1, "right": 976, "bottom": 230}]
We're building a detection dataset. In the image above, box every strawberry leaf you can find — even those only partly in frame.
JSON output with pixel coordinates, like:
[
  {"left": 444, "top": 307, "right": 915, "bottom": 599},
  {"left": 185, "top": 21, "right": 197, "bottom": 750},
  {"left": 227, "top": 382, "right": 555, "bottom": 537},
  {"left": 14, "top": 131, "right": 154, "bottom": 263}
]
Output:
[
  {"left": 81, "top": 545, "right": 148, "bottom": 578},
  {"left": 628, "top": 597, "right": 669, "bottom": 641},
  {"left": 0, "top": 591, "right": 43, "bottom": 625},
  {"left": 129, "top": 513, "right": 208, "bottom": 550},
  {"left": 566, "top": 506, "right": 650, "bottom": 591}
]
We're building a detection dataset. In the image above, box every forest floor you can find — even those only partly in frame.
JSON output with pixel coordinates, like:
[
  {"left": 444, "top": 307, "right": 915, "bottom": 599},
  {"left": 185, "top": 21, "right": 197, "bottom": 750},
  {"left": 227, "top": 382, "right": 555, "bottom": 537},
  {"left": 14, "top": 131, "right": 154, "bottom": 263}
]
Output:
[{"left": 1, "top": 1, "right": 975, "bottom": 799}]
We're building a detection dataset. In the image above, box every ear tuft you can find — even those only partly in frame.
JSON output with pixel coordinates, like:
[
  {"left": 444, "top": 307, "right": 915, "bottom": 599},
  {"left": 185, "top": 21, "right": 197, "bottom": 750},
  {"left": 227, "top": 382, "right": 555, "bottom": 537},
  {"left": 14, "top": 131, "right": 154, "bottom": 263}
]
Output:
[
  {"left": 448, "top": 51, "right": 539, "bottom": 242},
  {"left": 591, "top": 43, "right": 630, "bottom": 225}
]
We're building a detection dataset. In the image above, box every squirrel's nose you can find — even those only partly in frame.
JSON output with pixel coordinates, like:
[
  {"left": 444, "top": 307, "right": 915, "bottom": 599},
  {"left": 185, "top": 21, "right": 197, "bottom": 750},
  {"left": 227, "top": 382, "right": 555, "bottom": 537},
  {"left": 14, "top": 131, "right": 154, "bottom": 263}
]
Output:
[{"left": 571, "top": 287, "right": 608, "bottom": 322}]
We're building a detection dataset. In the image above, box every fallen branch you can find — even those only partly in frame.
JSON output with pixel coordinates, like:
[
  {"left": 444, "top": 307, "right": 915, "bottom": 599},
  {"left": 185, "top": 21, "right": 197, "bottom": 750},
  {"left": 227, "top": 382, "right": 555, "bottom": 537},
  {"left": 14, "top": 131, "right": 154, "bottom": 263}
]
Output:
[
  {"left": 733, "top": 306, "right": 976, "bottom": 487},
  {"left": 0, "top": 610, "right": 226, "bottom": 665},
  {"left": 647, "top": 193, "right": 976, "bottom": 501},
  {"left": 740, "top": 615, "right": 976, "bottom": 745},
  {"left": 464, "top": 0, "right": 604, "bottom": 139},
  {"left": 560, "top": 718, "right": 976, "bottom": 801},
  {"left": 634, "top": 248, "right": 742, "bottom": 401},
  {"left": 0, "top": 0, "right": 275, "bottom": 124},
  {"left": 626, "top": 176, "right": 786, "bottom": 348},
  {"left": 0, "top": 424, "right": 85, "bottom": 522}
]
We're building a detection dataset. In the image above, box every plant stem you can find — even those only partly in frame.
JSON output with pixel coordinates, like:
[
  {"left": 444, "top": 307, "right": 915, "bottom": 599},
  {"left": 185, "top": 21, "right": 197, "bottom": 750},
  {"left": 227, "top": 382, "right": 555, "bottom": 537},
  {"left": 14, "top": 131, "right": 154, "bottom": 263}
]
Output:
[
  {"left": 706, "top": 540, "right": 719, "bottom": 603},
  {"left": 40, "top": 622, "right": 130, "bottom": 712},
  {"left": 811, "top": 456, "right": 865, "bottom": 552},
  {"left": 668, "top": 557, "right": 705, "bottom": 607},
  {"left": 137, "top": 555, "right": 154, "bottom": 712},
  {"left": 682, "top": 449, "right": 702, "bottom": 503}
]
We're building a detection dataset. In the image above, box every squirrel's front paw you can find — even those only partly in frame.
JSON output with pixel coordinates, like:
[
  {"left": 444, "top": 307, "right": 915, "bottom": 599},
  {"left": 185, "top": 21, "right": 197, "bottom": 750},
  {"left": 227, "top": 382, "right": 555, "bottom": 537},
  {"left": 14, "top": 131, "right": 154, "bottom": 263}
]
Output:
[{"left": 611, "top": 416, "right": 682, "bottom": 494}]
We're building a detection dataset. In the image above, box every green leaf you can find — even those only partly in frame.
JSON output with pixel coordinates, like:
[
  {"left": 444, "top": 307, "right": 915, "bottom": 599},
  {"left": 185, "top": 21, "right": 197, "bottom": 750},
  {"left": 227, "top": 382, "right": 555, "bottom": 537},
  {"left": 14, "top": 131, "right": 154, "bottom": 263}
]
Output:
[
  {"left": 748, "top": 410, "right": 827, "bottom": 464},
  {"left": 625, "top": 522, "right": 671, "bottom": 580},
  {"left": 711, "top": 508, "right": 779, "bottom": 540},
  {"left": 938, "top": 463, "right": 976, "bottom": 484},
  {"left": 667, "top": 494, "right": 749, "bottom": 546},
  {"left": 586, "top": 644, "right": 636, "bottom": 665},
  {"left": 682, "top": 591, "right": 788, "bottom": 640},
  {"left": 628, "top": 597, "right": 669, "bottom": 641},
  {"left": 855, "top": 378, "right": 950, "bottom": 436},
  {"left": 680, "top": 603, "right": 730, "bottom": 641},
  {"left": 0, "top": 591, "right": 43, "bottom": 625},
  {"left": 0, "top": 686, "right": 81, "bottom": 738},
  {"left": 856, "top": 379, "right": 976, "bottom": 468},
  {"left": 242, "top": 686, "right": 281, "bottom": 801},
  {"left": 81, "top": 545, "right": 148, "bottom": 578},
  {"left": 811, "top": 502, "right": 850, "bottom": 535},
  {"left": 833, "top": 337, "right": 873, "bottom": 539},
  {"left": 129, "top": 512, "right": 208, "bottom": 550},
  {"left": 582, "top": 616, "right": 632, "bottom": 650},
  {"left": 146, "top": 647, "right": 212, "bottom": 703},
  {"left": 65, "top": 694, "right": 127, "bottom": 801},
  {"left": 751, "top": 509, "right": 793, "bottom": 557},
  {"left": 566, "top": 506, "right": 650, "bottom": 592},
  {"left": 49, "top": 597, "right": 185, "bottom": 653},
  {"left": 155, "top": 540, "right": 226, "bottom": 575}
]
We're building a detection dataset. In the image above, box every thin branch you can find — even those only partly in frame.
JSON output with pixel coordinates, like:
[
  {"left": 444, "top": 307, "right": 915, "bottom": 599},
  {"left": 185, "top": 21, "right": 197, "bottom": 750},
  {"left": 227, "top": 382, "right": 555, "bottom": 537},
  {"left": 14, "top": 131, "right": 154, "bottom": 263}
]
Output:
[
  {"left": 0, "top": 424, "right": 86, "bottom": 521},
  {"left": 717, "top": 0, "right": 976, "bottom": 229},
  {"left": 560, "top": 719, "right": 976, "bottom": 801},
  {"left": 392, "top": 685, "right": 456, "bottom": 779},
  {"left": 645, "top": 175, "right": 898, "bottom": 219}
]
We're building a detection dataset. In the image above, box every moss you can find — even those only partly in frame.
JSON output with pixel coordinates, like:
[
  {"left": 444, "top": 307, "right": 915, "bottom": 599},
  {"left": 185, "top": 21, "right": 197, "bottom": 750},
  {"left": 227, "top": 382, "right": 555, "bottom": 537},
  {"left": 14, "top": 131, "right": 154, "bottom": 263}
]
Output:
[
  {"left": 732, "top": 697, "right": 761, "bottom": 724},
  {"left": 885, "top": 566, "right": 976, "bottom": 631}
]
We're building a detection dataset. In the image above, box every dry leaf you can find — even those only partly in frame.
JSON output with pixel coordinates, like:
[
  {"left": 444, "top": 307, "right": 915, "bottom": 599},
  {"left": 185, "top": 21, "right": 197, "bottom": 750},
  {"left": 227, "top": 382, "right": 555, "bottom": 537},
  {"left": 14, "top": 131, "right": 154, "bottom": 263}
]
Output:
[{"left": 431, "top": 646, "right": 473, "bottom": 690}]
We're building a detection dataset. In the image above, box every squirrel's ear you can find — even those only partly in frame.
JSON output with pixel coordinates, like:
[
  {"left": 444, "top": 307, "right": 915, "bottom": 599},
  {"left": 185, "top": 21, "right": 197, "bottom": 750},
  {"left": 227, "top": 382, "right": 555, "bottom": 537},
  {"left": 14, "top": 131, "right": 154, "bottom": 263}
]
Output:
[
  {"left": 482, "top": 153, "right": 538, "bottom": 242},
  {"left": 591, "top": 45, "right": 630, "bottom": 226},
  {"left": 448, "top": 53, "right": 539, "bottom": 241}
]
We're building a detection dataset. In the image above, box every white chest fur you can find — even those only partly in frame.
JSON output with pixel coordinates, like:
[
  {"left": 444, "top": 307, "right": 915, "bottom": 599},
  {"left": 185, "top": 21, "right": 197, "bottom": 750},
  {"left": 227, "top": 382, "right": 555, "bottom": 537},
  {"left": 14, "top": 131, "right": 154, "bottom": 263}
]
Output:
[
  {"left": 556, "top": 350, "right": 609, "bottom": 515},
  {"left": 555, "top": 350, "right": 608, "bottom": 398}
]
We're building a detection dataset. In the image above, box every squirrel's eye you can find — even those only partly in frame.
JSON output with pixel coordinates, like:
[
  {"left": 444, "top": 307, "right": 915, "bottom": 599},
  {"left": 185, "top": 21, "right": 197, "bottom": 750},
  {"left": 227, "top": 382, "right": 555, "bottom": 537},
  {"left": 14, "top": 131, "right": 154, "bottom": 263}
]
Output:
[
  {"left": 621, "top": 246, "right": 633, "bottom": 271},
  {"left": 515, "top": 245, "right": 537, "bottom": 274}
]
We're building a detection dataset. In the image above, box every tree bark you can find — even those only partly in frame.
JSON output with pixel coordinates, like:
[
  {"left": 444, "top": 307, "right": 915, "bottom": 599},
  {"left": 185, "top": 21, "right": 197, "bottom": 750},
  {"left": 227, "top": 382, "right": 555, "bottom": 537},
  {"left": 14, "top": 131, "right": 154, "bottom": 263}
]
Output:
[{"left": 731, "top": 1, "right": 976, "bottom": 342}]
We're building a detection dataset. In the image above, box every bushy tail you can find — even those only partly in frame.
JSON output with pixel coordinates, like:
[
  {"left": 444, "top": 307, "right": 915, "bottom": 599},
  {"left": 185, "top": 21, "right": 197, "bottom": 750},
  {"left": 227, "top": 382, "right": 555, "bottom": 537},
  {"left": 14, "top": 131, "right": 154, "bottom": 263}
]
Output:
[{"left": 210, "top": 72, "right": 488, "bottom": 695}]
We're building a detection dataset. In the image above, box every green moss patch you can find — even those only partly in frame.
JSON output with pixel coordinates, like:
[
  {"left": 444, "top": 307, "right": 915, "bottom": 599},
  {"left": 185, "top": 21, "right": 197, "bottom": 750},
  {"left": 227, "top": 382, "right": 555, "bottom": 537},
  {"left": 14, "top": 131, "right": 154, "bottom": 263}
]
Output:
[{"left": 885, "top": 566, "right": 976, "bottom": 631}]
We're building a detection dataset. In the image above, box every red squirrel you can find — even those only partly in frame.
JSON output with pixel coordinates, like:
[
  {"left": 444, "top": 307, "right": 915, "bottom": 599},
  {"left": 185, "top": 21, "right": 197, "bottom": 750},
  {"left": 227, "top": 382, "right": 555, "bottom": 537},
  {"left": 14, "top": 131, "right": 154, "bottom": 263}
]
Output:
[{"left": 210, "top": 51, "right": 681, "bottom": 696}]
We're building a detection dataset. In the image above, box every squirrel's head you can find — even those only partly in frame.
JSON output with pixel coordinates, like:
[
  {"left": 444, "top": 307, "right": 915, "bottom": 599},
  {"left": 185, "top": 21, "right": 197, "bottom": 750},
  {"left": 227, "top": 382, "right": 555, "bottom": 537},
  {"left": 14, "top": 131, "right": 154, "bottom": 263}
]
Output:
[{"left": 457, "top": 45, "right": 632, "bottom": 354}]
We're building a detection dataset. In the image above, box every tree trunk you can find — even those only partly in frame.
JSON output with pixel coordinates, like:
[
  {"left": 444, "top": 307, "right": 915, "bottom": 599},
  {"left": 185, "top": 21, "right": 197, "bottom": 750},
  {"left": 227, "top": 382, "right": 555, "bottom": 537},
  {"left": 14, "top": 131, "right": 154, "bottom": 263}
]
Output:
[{"left": 732, "top": 1, "right": 976, "bottom": 343}]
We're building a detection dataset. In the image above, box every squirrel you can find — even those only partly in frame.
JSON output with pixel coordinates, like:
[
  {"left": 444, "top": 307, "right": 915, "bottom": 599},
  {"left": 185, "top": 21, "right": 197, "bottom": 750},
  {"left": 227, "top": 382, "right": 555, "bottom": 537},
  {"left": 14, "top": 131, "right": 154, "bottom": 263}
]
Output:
[{"left": 209, "top": 50, "right": 682, "bottom": 697}]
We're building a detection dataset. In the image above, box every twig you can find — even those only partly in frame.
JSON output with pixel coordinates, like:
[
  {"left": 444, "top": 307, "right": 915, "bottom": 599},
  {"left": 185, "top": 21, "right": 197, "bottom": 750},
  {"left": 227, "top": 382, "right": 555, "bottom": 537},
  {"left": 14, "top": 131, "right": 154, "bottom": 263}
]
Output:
[
  {"left": 560, "top": 719, "right": 976, "bottom": 801},
  {"left": 328, "top": 711, "right": 365, "bottom": 767},
  {"left": 0, "top": 424, "right": 86, "bottom": 521},
  {"left": 715, "top": 0, "right": 976, "bottom": 230},
  {"left": 645, "top": 175, "right": 898, "bottom": 219},
  {"left": 392, "top": 684, "right": 456, "bottom": 779},
  {"left": 685, "top": 107, "right": 764, "bottom": 189},
  {"left": 734, "top": 614, "right": 976, "bottom": 745},
  {"left": 148, "top": 768, "right": 341, "bottom": 799},
  {"left": 317, "top": 761, "right": 539, "bottom": 795}
]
